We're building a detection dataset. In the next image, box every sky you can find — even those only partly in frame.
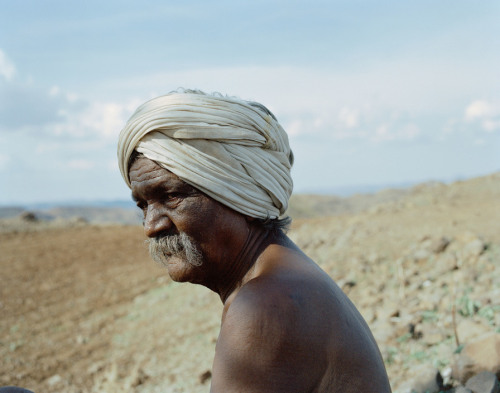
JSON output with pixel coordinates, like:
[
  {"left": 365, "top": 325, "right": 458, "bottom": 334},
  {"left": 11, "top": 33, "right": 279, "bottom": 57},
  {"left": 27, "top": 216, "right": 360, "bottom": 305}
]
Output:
[{"left": 1, "top": 0, "right": 499, "bottom": 205}]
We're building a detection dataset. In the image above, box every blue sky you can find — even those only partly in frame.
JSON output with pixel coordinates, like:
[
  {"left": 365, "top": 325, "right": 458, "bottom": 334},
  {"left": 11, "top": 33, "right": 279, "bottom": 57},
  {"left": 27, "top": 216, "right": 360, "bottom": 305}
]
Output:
[{"left": 1, "top": 1, "right": 499, "bottom": 205}]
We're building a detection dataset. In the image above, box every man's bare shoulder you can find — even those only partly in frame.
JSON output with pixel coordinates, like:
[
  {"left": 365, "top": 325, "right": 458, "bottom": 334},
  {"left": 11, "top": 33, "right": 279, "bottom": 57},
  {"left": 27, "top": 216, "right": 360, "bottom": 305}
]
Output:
[
  {"left": 224, "top": 247, "right": 353, "bottom": 336},
  {"left": 212, "top": 271, "right": 331, "bottom": 393},
  {"left": 223, "top": 268, "right": 336, "bottom": 346},
  {"left": 212, "top": 249, "right": 392, "bottom": 393}
]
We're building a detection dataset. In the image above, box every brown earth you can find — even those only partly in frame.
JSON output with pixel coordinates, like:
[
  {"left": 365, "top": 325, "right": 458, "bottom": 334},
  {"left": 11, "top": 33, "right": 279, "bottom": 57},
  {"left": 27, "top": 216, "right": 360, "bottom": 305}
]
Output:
[{"left": 1, "top": 173, "right": 499, "bottom": 393}]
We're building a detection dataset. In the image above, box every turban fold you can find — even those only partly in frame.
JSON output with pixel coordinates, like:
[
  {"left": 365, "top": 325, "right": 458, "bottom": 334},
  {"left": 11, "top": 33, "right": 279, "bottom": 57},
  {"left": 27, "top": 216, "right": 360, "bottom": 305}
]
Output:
[{"left": 117, "top": 92, "right": 293, "bottom": 219}]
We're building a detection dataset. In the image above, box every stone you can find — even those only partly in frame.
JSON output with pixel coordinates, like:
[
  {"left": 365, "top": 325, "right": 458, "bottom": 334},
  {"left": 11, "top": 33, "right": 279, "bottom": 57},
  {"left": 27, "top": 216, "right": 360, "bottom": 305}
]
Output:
[
  {"left": 465, "top": 371, "right": 499, "bottom": 393},
  {"left": 431, "top": 236, "right": 451, "bottom": 253},
  {"left": 453, "top": 332, "right": 500, "bottom": 383},
  {"left": 199, "top": 370, "right": 212, "bottom": 384},
  {"left": 19, "top": 211, "right": 37, "bottom": 222},
  {"left": 462, "top": 239, "right": 485, "bottom": 261},
  {"left": 456, "top": 320, "right": 492, "bottom": 343},
  {"left": 46, "top": 374, "right": 62, "bottom": 386},
  {"left": 407, "top": 364, "right": 440, "bottom": 393},
  {"left": 130, "top": 368, "right": 149, "bottom": 387},
  {"left": 413, "top": 248, "right": 431, "bottom": 262}
]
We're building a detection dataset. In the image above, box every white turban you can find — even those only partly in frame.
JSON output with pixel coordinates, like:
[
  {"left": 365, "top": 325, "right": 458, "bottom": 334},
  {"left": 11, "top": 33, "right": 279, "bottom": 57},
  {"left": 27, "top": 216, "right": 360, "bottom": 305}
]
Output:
[{"left": 117, "top": 92, "right": 293, "bottom": 219}]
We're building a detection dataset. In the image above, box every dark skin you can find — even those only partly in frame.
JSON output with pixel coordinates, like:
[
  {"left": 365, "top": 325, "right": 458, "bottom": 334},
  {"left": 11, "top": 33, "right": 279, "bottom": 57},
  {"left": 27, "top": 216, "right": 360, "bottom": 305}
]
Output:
[{"left": 130, "top": 157, "right": 392, "bottom": 393}]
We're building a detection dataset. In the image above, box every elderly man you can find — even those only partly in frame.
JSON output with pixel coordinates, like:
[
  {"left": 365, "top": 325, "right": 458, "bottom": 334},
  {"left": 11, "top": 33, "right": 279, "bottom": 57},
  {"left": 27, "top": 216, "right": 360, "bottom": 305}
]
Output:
[{"left": 117, "top": 90, "right": 391, "bottom": 392}]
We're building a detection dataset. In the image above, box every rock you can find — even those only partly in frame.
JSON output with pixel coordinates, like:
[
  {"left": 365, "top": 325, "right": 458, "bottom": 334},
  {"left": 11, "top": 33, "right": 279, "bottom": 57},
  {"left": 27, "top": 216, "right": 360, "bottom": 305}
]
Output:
[
  {"left": 453, "top": 332, "right": 500, "bottom": 383},
  {"left": 19, "top": 211, "right": 38, "bottom": 222},
  {"left": 423, "top": 331, "right": 444, "bottom": 346},
  {"left": 431, "top": 236, "right": 451, "bottom": 253},
  {"left": 435, "top": 252, "right": 457, "bottom": 273},
  {"left": 413, "top": 249, "right": 431, "bottom": 262},
  {"left": 461, "top": 238, "right": 486, "bottom": 262},
  {"left": 199, "top": 370, "right": 212, "bottom": 384},
  {"left": 406, "top": 364, "right": 441, "bottom": 393},
  {"left": 46, "top": 374, "right": 62, "bottom": 386},
  {"left": 130, "top": 368, "right": 149, "bottom": 387},
  {"left": 465, "top": 371, "right": 499, "bottom": 393},
  {"left": 457, "top": 320, "right": 492, "bottom": 343}
]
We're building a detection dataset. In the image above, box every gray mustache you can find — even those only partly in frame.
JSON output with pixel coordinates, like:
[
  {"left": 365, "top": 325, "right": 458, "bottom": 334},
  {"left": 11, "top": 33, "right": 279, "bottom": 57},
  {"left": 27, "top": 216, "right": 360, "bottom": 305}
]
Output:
[{"left": 147, "top": 233, "right": 203, "bottom": 267}]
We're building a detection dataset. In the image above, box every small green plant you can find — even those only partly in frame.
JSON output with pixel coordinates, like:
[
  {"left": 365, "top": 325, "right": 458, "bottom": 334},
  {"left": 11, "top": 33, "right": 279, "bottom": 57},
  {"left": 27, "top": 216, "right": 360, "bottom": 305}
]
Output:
[
  {"left": 433, "top": 357, "right": 450, "bottom": 368},
  {"left": 454, "top": 344, "right": 465, "bottom": 354},
  {"left": 421, "top": 309, "right": 438, "bottom": 323},
  {"left": 409, "top": 350, "right": 429, "bottom": 362},
  {"left": 457, "top": 291, "right": 481, "bottom": 317},
  {"left": 397, "top": 332, "right": 412, "bottom": 343},
  {"left": 477, "top": 304, "right": 500, "bottom": 325},
  {"left": 385, "top": 347, "right": 398, "bottom": 365}
]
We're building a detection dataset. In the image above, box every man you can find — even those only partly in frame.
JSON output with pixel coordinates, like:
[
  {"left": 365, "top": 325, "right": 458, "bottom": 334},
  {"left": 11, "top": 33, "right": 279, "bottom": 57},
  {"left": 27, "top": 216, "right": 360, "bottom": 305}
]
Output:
[{"left": 117, "top": 90, "right": 392, "bottom": 392}]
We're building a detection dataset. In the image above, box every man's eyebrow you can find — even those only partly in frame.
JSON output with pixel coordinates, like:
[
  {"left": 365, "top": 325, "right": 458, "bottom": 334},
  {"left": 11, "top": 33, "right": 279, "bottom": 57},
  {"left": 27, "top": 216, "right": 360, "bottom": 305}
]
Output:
[{"left": 131, "top": 193, "right": 140, "bottom": 202}]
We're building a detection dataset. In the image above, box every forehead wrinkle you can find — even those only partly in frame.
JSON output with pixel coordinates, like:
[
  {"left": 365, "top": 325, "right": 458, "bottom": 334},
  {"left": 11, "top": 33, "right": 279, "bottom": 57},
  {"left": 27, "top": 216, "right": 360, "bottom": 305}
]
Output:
[
  {"left": 130, "top": 162, "right": 186, "bottom": 199},
  {"left": 132, "top": 173, "right": 181, "bottom": 198}
]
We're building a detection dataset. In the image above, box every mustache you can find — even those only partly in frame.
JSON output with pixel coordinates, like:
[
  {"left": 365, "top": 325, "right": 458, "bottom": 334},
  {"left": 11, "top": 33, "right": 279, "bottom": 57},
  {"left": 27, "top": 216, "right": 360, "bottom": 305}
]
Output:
[{"left": 146, "top": 232, "right": 203, "bottom": 267}]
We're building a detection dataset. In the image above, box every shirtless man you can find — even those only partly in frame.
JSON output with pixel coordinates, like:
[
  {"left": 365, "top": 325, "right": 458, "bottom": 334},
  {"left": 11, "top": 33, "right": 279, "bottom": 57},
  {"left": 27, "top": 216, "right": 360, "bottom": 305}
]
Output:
[{"left": 118, "top": 90, "right": 392, "bottom": 392}]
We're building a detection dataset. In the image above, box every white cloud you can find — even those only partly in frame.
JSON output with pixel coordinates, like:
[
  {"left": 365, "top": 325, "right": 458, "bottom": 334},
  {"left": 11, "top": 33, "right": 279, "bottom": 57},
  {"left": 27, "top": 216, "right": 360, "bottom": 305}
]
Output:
[
  {"left": 0, "top": 55, "right": 134, "bottom": 141},
  {"left": 464, "top": 100, "right": 500, "bottom": 132},
  {"left": 51, "top": 99, "right": 138, "bottom": 140},
  {"left": 338, "top": 107, "right": 359, "bottom": 128},
  {"left": 465, "top": 100, "right": 499, "bottom": 120},
  {"left": 482, "top": 119, "right": 500, "bottom": 132},
  {"left": 0, "top": 49, "right": 16, "bottom": 81}
]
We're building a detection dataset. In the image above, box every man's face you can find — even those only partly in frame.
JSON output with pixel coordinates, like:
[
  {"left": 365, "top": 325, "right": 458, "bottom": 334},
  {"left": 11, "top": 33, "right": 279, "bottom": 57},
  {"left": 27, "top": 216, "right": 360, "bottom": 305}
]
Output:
[{"left": 129, "top": 156, "right": 246, "bottom": 283}]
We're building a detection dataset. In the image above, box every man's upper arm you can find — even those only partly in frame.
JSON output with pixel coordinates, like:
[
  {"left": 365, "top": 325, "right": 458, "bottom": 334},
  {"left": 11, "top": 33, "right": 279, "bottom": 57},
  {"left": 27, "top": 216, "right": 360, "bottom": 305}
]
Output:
[{"left": 210, "top": 282, "right": 327, "bottom": 393}]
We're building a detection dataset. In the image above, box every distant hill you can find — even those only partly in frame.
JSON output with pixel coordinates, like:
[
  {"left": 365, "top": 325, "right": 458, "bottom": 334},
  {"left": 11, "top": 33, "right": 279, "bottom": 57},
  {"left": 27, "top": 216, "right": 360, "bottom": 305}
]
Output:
[
  {"left": 287, "top": 187, "right": 410, "bottom": 219},
  {"left": 1, "top": 173, "right": 498, "bottom": 224},
  {"left": 0, "top": 205, "right": 141, "bottom": 224},
  {"left": 0, "top": 207, "right": 24, "bottom": 219}
]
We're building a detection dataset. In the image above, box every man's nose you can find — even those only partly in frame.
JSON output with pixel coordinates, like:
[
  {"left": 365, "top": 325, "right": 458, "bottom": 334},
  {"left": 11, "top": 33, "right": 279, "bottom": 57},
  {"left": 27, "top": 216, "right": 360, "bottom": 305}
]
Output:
[{"left": 143, "top": 204, "right": 172, "bottom": 238}]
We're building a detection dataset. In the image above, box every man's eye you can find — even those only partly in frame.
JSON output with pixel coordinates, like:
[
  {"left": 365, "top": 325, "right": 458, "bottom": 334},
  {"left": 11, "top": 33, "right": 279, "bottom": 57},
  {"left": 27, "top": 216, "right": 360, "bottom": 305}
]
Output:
[{"left": 165, "top": 192, "right": 182, "bottom": 201}]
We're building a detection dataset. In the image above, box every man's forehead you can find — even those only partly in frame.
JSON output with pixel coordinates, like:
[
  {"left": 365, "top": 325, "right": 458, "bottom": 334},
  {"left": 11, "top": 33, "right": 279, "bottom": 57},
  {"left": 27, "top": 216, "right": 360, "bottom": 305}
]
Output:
[{"left": 129, "top": 156, "right": 189, "bottom": 192}]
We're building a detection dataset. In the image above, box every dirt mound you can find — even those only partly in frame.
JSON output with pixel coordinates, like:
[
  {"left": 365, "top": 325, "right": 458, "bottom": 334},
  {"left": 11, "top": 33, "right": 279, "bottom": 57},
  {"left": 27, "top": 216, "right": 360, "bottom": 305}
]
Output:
[{"left": 1, "top": 172, "right": 499, "bottom": 392}]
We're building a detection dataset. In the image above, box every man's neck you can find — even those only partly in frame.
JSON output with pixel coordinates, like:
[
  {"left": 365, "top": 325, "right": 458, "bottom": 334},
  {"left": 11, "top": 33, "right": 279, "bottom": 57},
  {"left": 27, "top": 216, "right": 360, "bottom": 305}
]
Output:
[{"left": 216, "top": 225, "right": 272, "bottom": 305}]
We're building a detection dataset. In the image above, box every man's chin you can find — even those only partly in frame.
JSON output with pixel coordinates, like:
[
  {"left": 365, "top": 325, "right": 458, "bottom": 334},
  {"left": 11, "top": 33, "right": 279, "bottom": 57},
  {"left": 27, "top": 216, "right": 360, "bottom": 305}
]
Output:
[{"left": 160, "top": 255, "right": 196, "bottom": 282}]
